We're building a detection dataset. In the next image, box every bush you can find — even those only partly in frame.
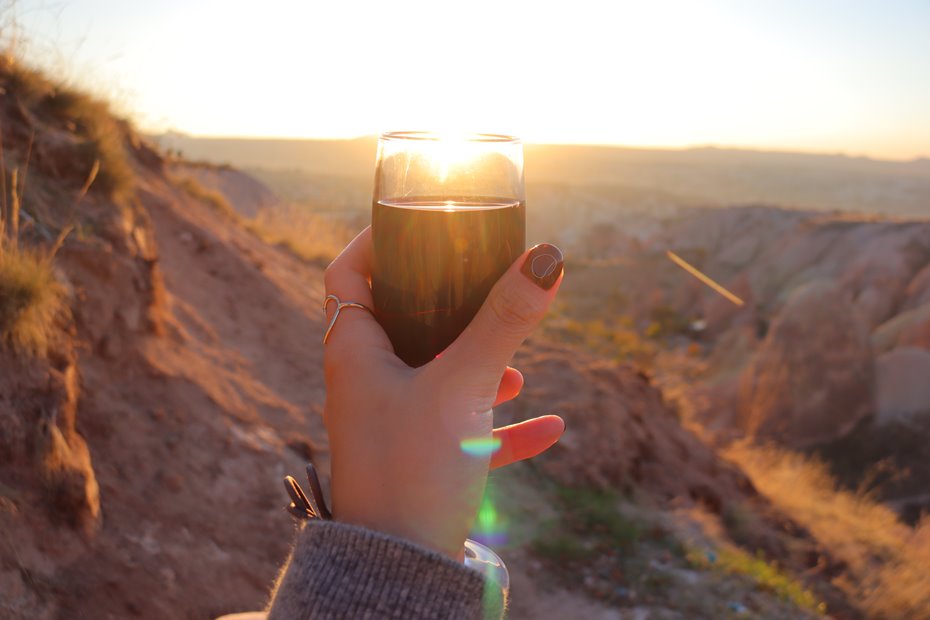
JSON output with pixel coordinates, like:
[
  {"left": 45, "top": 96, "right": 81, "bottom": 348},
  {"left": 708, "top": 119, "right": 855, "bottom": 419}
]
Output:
[
  {"left": 530, "top": 486, "right": 647, "bottom": 566},
  {"left": 556, "top": 487, "right": 644, "bottom": 547},
  {"left": 530, "top": 524, "right": 597, "bottom": 563},
  {"left": 1, "top": 57, "right": 134, "bottom": 203},
  {"left": 40, "top": 90, "right": 134, "bottom": 202},
  {"left": 0, "top": 246, "right": 62, "bottom": 354}
]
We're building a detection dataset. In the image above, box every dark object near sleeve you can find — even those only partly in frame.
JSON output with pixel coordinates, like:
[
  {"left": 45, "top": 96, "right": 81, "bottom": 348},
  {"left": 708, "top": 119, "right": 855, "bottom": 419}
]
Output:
[{"left": 266, "top": 520, "right": 503, "bottom": 619}]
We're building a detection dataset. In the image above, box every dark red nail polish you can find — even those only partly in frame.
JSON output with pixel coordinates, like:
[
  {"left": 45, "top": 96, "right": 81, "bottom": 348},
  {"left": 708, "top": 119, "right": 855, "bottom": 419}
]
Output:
[{"left": 521, "top": 243, "right": 564, "bottom": 290}]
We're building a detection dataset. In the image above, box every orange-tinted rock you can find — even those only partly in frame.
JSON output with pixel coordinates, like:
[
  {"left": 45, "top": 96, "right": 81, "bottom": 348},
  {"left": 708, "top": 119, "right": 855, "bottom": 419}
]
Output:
[
  {"left": 872, "top": 303, "right": 930, "bottom": 353},
  {"left": 738, "top": 280, "right": 874, "bottom": 448},
  {"left": 501, "top": 342, "right": 756, "bottom": 507},
  {"left": 875, "top": 347, "right": 930, "bottom": 423},
  {"left": 904, "top": 263, "right": 930, "bottom": 310},
  {"left": 701, "top": 274, "right": 757, "bottom": 338}
]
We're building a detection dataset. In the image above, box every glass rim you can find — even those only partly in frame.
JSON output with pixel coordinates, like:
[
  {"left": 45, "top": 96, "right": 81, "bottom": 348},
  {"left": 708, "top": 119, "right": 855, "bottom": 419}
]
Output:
[{"left": 379, "top": 131, "right": 522, "bottom": 144}]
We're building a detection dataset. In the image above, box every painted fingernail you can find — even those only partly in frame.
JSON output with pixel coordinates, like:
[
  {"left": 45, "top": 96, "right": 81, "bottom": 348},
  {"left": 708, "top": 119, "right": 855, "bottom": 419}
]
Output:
[{"left": 521, "top": 243, "right": 564, "bottom": 290}]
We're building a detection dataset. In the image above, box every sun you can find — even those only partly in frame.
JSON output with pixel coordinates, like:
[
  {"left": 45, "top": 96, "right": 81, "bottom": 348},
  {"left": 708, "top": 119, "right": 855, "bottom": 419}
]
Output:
[{"left": 432, "top": 132, "right": 484, "bottom": 183}]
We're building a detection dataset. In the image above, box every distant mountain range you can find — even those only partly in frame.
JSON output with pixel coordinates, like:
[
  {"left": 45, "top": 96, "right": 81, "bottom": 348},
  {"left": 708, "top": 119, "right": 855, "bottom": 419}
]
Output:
[{"left": 151, "top": 133, "right": 930, "bottom": 217}]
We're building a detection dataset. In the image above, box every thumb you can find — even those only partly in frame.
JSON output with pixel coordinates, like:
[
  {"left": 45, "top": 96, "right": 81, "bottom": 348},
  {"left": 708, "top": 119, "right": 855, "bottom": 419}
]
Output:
[{"left": 435, "top": 243, "right": 564, "bottom": 386}]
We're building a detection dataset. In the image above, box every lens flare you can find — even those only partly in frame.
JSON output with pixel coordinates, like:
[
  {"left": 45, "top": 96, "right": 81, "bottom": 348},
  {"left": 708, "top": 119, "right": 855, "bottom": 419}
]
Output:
[
  {"left": 478, "top": 501, "right": 498, "bottom": 531},
  {"left": 460, "top": 436, "right": 502, "bottom": 457},
  {"left": 471, "top": 489, "right": 508, "bottom": 546}
]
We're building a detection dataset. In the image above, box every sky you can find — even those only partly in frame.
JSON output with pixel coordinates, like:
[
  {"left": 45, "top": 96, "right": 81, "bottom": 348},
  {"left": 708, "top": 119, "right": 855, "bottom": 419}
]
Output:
[{"left": 8, "top": 0, "right": 930, "bottom": 159}]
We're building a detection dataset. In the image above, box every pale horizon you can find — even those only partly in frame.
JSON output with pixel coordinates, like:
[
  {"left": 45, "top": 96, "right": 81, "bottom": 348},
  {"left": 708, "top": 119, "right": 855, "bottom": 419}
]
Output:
[
  {"left": 8, "top": 0, "right": 930, "bottom": 160},
  {"left": 155, "top": 131, "right": 930, "bottom": 165}
]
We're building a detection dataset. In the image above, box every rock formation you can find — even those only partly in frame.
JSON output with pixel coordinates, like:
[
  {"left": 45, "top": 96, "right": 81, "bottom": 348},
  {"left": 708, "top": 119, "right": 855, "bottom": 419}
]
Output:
[
  {"left": 738, "top": 280, "right": 874, "bottom": 448},
  {"left": 874, "top": 347, "right": 930, "bottom": 423}
]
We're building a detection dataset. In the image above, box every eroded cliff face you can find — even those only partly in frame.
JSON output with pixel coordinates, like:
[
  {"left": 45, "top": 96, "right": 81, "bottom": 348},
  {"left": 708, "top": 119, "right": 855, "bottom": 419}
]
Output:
[
  {"left": 500, "top": 341, "right": 758, "bottom": 506},
  {"left": 1, "top": 61, "right": 165, "bottom": 615},
  {"left": 1, "top": 61, "right": 325, "bottom": 618},
  {"left": 649, "top": 207, "right": 930, "bottom": 442},
  {"left": 737, "top": 280, "right": 874, "bottom": 448}
]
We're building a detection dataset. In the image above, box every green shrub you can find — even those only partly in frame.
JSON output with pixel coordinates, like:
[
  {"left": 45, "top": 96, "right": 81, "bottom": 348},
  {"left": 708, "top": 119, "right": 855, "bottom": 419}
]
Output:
[
  {"left": 530, "top": 486, "right": 648, "bottom": 566},
  {"left": 530, "top": 526, "right": 597, "bottom": 563},
  {"left": 556, "top": 487, "right": 643, "bottom": 547}
]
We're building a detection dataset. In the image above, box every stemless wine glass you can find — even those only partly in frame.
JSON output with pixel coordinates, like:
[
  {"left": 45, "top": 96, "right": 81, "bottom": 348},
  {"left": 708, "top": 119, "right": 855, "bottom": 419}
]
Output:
[{"left": 371, "top": 131, "right": 526, "bottom": 368}]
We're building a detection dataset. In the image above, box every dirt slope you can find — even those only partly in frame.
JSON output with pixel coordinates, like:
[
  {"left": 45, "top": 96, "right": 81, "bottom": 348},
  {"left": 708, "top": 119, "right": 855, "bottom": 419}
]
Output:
[
  {"left": 55, "top": 172, "right": 331, "bottom": 619},
  {"left": 3, "top": 160, "right": 334, "bottom": 619},
  {"left": 0, "top": 61, "right": 332, "bottom": 615}
]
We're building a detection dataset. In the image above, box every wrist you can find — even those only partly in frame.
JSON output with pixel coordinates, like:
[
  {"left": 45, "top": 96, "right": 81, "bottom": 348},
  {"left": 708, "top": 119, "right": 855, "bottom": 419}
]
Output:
[{"left": 333, "top": 507, "right": 466, "bottom": 560}]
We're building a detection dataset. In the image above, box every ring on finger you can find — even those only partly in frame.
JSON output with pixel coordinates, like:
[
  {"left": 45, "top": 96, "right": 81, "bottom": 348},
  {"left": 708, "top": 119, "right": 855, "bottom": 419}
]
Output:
[{"left": 322, "top": 294, "right": 373, "bottom": 344}]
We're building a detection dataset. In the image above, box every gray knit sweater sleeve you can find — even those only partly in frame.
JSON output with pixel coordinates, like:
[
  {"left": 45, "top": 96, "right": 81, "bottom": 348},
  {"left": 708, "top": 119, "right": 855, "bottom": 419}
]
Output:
[{"left": 266, "top": 520, "right": 502, "bottom": 619}]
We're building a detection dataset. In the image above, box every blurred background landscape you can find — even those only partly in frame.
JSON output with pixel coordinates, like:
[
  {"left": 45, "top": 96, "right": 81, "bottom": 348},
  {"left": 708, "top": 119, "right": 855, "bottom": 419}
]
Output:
[{"left": 1, "top": 1, "right": 929, "bottom": 619}]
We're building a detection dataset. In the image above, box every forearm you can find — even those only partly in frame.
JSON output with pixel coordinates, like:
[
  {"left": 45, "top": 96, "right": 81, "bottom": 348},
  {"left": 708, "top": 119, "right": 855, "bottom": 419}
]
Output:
[{"left": 266, "top": 520, "right": 503, "bottom": 619}]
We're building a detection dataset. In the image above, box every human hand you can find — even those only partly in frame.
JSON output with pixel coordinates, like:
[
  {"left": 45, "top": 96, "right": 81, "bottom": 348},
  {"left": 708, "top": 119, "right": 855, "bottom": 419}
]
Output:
[{"left": 322, "top": 227, "right": 565, "bottom": 559}]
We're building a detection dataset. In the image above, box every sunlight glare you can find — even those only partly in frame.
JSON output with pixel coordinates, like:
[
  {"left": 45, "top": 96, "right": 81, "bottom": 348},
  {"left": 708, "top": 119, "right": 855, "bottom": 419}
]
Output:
[{"left": 431, "top": 133, "right": 484, "bottom": 183}]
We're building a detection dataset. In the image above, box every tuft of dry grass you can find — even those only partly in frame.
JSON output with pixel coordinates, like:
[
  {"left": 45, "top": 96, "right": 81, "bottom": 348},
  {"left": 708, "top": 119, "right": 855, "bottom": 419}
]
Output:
[
  {"left": 0, "top": 117, "right": 92, "bottom": 357},
  {"left": 175, "top": 175, "right": 240, "bottom": 221},
  {"left": 725, "top": 442, "right": 930, "bottom": 618},
  {"left": 1, "top": 55, "right": 133, "bottom": 203},
  {"left": 247, "top": 205, "right": 353, "bottom": 266},
  {"left": 686, "top": 544, "right": 823, "bottom": 613},
  {"left": 547, "top": 313, "right": 659, "bottom": 367},
  {"left": 0, "top": 245, "right": 62, "bottom": 354},
  {"left": 40, "top": 89, "right": 134, "bottom": 202}
]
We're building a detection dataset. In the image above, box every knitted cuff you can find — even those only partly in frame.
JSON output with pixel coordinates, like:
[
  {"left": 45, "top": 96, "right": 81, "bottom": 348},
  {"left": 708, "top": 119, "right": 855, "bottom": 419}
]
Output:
[{"left": 266, "top": 520, "right": 502, "bottom": 619}]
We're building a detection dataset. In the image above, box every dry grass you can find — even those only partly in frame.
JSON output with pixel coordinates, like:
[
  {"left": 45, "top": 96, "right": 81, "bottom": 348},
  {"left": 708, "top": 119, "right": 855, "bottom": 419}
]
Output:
[
  {"left": 1, "top": 55, "right": 133, "bottom": 203},
  {"left": 0, "top": 111, "right": 94, "bottom": 356},
  {"left": 547, "top": 313, "right": 659, "bottom": 367},
  {"left": 0, "top": 245, "right": 61, "bottom": 354},
  {"left": 725, "top": 442, "right": 930, "bottom": 618},
  {"left": 175, "top": 175, "right": 240, "bottom": 221},
  {"left": 39, "top": 88, "right": 133, "bottom": 201},
  {"left": 174, "top": 176, "right": 355, "bottom": 270},
  {"left": 686, "top": 544, "right": 823, "bottom": 613},
  {"left": 247, "top": 205, "right": 353, "bottom": 266}
]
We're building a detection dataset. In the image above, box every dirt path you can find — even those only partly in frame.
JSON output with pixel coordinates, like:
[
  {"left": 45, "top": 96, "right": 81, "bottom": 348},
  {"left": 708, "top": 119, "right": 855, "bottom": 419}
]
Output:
[{"left": 143, "top": 175, "right": 330, "bottom": 450}]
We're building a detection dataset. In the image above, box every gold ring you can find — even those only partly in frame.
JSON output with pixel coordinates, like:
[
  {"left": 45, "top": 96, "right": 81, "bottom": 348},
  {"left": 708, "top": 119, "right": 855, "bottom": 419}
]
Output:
[{"left": 322, "top": 294, "right": 373, "bottom": 344}]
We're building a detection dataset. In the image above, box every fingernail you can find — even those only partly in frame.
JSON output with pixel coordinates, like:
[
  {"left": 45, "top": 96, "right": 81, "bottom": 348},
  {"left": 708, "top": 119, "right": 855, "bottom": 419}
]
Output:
[{"left": 521, "top": 243, "right": 564, "bottom": 290}]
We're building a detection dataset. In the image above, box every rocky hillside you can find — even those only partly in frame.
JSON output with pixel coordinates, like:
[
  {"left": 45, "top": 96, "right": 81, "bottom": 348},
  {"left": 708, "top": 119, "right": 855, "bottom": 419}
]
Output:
[
  {"left": 555, "top": 204, "right": 930, "bottom": 519},
  {"left": 0, "top": 58, "right": 327, "bottom": 618},
  {"left": 658, "top": 208, "right": 930, "bottom": 476}
]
